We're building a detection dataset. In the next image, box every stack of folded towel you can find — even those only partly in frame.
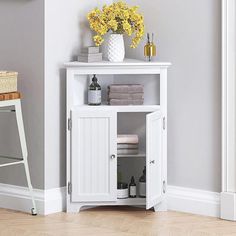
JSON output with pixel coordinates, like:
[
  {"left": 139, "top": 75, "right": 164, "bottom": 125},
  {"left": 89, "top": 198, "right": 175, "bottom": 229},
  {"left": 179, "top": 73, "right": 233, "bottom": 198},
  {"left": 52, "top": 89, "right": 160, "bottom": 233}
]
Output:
[
  {"left": 117, "top": 135, "right": 139, "bottom": 155},
  {"left": 108, "top": 84, "right": 144, "bottom": 105}
]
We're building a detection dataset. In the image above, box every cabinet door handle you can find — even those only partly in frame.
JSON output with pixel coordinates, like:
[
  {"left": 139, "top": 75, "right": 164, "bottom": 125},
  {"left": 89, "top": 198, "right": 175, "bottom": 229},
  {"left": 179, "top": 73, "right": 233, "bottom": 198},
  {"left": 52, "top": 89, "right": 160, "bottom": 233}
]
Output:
[
  {"left": 150, "top": 160, "right": 155, "bottom": 164},
  {"left": 111, "top": 154, "right": 116, "bottom": 159}
]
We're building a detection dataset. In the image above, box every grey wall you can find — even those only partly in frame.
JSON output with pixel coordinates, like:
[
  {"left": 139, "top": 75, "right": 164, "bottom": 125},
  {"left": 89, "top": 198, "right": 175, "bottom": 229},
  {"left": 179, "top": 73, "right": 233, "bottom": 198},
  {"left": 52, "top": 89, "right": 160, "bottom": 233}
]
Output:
[
  {"left": 125, "top": 0, "right": 221, "bottom": 192},
  {"left": 0, "top": 0, "right": 45, "bottom": 189}
]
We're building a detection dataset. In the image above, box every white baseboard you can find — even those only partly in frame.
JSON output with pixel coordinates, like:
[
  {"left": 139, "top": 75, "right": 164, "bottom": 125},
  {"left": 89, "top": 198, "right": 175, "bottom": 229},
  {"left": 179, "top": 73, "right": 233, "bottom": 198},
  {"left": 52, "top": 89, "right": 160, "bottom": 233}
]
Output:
[
  {"left": 0, "top": 183, "right": 66, "bottom": 215},
  {"left": 167, "top": 185, "right": 220, "bottom": 217},
  {"left": 0, "top": 183, "right": 220, "bottom": 217}
]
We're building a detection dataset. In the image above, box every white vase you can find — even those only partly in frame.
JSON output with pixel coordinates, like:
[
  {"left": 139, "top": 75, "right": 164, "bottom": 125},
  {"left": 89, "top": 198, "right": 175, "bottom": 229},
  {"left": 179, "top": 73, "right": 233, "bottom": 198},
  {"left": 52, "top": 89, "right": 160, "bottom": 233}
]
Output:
[{"left": 107, "top": 34, "right": 125, "bottom": 62}]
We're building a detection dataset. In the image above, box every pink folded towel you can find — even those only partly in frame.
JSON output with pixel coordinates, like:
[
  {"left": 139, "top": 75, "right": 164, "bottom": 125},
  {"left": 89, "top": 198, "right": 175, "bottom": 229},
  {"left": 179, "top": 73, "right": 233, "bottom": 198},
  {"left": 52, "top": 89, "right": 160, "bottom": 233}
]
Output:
[
  {"left": 117, "top": 135, "right": 139, "bottom": 144},
  {"left": 108, "top": 93, "right": 144, "bottom": 100},
  {"left": 108, "top": 84, "right": 144, "bottom": 93},
  {"left": 109, "top": 99, "right": 144, "bottom": 106}
]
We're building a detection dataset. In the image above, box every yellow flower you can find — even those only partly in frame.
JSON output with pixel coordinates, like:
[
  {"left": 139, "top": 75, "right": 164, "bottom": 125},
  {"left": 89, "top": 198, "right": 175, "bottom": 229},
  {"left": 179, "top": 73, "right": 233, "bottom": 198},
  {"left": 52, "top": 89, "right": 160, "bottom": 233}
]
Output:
[
  {"left": 107, "top": 19, "right": 118, "bottom": 31},
  {"left": 93, "top": 35, "right": 104, "bottom": 46},
  {"left": 123, "top": 20, "right": 132, "bottom": 36},
  {"left": 87, "top": 1, "right": 144, "bottom": 48}
]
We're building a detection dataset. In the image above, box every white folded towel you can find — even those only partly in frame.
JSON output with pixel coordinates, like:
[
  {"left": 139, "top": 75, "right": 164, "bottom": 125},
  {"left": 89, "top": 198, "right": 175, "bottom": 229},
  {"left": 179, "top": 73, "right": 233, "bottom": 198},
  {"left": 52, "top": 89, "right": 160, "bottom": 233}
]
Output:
[{"left": 117, "top": 135, "right": 139, "bottom": 144}]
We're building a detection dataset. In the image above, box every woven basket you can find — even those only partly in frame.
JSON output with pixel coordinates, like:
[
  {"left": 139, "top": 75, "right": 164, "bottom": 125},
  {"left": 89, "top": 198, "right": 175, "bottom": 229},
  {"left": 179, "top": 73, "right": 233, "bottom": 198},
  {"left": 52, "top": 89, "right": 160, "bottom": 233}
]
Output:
[{"left": 0, "top": 71, "right": 18, "bottom": 94}]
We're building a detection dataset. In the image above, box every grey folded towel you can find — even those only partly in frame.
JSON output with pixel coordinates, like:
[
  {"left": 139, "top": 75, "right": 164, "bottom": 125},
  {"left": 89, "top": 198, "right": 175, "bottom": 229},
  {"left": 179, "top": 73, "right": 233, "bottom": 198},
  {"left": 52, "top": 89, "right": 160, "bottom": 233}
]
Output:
[
  {"left": 109, "top": 99, "right": 144, "bottom": 106},
  {"left": 108, "top": 93, "right": 144, "bottom": 100},
  {"left": 108, "top": 84, "right": 144, "bottom": 93},
  {"left": 117, "top": 149, "right": 139, "bottom": 155},
  {"left": 117, "top": 144, "right": 138, "bottom": 149}
]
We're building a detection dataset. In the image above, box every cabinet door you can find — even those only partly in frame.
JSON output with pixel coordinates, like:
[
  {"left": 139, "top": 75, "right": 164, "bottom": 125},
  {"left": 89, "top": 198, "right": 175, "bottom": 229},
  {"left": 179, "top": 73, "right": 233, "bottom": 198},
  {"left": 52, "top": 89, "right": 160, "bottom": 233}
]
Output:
[
  {"left": 146, "top": 111, "right": 163, "bottom": 209},
  {"left": 71, "top": 110, "right": 117, "bottom": 202}
]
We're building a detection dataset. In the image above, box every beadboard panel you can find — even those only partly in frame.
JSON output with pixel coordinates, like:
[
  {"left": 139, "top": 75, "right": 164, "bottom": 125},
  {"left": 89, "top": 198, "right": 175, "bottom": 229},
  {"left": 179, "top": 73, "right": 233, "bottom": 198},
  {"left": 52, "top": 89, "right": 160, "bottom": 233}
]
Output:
[
  {"left": 78, "top": 117, "right": 109, "bottom": 195},
  {"left": 71, "top": 110, "right": 117, "bottom": 202},
  {"left": 146, "top": 111, "right": 163, "bottom": 209}
]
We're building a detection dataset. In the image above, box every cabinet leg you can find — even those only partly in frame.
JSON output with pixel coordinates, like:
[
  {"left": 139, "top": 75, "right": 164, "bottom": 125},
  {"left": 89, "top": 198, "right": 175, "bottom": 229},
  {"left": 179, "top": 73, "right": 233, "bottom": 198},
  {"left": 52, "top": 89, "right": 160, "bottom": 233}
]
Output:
[
  {"left": 67, "top": 204, "right": 83, "bottom": 213},
  {"left": 77, "top": 205, "right": 82, "bottom": 213},
  {"left": 153, "top": 200, "right": 167, "bottom": 212}
]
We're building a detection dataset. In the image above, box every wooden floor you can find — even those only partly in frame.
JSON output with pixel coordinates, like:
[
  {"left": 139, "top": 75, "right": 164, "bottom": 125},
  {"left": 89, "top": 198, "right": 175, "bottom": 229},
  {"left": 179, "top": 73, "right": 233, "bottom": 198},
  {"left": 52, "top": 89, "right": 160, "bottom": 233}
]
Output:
[{"left": 0, "top": 207, "right": 235, "bottom": 236}]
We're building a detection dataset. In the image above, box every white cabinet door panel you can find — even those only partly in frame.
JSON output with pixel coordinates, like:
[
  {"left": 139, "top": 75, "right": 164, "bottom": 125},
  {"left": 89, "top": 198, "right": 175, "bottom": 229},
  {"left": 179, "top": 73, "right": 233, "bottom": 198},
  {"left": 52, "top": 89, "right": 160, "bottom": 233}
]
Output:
[
  {"left": 146, "top": 111, "right": 163, "bottom": 209},
  {"left": 71, "top": 110, "right": 117, "bottom": 202}
]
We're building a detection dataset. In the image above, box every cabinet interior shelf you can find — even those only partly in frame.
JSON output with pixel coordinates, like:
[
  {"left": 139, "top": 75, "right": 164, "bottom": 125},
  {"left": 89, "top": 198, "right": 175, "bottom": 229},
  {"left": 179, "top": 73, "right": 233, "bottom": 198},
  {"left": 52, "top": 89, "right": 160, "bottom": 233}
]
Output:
[
  {"left": 74, "top": 105, "right": 160, "bottom": 113},
  {"left": 116, "top": 197, "right": 146, "bottom": 205},
  {"left": 117, "top": 153, "right": 146, "bottom": 158}
]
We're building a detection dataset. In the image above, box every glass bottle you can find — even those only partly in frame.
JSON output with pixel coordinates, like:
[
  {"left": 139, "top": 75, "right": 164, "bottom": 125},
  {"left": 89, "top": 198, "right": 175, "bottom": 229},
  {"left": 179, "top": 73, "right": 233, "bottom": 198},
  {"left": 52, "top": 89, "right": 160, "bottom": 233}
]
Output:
[
  {"left": 139, "top": 166, "right": 146, "bottom": 198},
  {"left": 88, "top": 74, "right": 101, "bottom": 105},
  {"left": 129, "top": 176, "right": 137, "bottom": 198},
  {"left": 144, "top": 33, "right": 156, "bottom": 62},
  {"left": 117, "top": 163, "right": 122, "bottom": 183}
]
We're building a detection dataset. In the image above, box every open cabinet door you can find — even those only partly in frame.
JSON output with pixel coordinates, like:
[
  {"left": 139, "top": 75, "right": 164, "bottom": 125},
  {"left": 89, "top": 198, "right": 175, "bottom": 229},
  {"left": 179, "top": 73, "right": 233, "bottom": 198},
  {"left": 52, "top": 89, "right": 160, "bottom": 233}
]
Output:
[
  {"left": 146, "top": 111, "right": 163, "bottom": 209},
  {"left": 71, "top": 109, "right": 117, "bottom": 202}
]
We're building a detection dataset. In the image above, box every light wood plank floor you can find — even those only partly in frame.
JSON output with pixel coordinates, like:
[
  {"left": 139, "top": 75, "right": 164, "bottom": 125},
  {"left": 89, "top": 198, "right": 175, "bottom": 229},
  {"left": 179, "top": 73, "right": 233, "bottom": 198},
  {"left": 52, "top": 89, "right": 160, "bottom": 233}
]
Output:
[{"left": 0, "top": 207, "right": 235, "bottom": 236}]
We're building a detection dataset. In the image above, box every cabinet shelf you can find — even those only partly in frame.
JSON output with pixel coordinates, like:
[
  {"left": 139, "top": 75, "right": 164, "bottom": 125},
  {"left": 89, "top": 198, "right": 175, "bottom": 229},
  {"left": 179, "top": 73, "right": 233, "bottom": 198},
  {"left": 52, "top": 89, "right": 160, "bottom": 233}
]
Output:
[
  {"left": 116, "top": 197, "right": 145, "bottom": 206},
  {"left": 74, "top": 105, "right": 160, "bottom": 113},
  {"left": 117, "top": 153, "right": 146, "bottom": 158}
]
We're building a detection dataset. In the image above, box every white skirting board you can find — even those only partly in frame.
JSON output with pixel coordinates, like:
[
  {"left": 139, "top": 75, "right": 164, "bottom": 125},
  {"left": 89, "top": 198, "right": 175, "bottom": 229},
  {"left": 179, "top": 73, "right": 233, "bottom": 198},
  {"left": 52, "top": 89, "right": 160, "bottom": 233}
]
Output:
[
  {"left": 167, "top": 186, "right": 220, "bottom": 217},
  {"left": 0, "top": 183, "right": 66, "bottom": 215},
  {"left": 0, "top": 184, "right": 220, "bottom": 217}
]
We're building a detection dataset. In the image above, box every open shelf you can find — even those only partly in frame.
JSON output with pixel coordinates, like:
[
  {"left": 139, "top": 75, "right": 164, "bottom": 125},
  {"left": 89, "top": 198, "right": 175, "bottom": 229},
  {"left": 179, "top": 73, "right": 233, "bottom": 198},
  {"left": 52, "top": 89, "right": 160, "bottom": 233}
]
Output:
[
  {"left": 116, "top": 197, "right": 146, "bottom": 205},
  {"left": 74, "top": 105, "right": 160, "bottom": 113}
]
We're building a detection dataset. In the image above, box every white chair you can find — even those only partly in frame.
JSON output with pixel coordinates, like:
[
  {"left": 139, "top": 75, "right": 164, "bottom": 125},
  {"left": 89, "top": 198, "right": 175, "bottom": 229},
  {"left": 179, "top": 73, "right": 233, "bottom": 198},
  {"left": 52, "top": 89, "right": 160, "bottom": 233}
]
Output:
[{"left": 0, "top": 96, "right": 37, "bottom": 215}]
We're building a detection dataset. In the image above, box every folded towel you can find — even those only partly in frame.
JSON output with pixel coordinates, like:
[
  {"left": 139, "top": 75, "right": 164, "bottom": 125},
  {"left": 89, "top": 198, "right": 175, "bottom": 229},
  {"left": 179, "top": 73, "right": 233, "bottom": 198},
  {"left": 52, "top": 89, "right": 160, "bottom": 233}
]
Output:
[
  {"left": 109, "top": 99, "right": 144, "bottom": 106},
  {"left": 117, "top": 135, "right": 139, "bottom": 144},
  {"left": 108, "top": 84, "right": 144, "bottom": 93},
  {"left": 117, "top": 144, "right": 138, "bottom": 149},
  {"left": 118, "top": 149, "right": 139, "bottom": 155},
  {"left": 108, "top": 93, "right": 144, "bottom": 100}
]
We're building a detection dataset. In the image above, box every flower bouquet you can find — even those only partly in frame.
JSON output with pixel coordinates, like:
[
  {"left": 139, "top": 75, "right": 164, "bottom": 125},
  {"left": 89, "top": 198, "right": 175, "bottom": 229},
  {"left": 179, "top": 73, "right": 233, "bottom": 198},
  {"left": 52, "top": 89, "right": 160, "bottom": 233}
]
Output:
[{"left": 87, "top": 1, "right": 144, "bottom": 62}]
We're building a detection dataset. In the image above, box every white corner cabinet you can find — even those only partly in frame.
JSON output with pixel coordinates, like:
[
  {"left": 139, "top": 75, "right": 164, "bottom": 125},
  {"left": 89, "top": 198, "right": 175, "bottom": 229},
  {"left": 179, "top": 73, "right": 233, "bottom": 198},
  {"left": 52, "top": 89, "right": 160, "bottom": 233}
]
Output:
[{"left": 65, "top": 59, "right": 171, "bottom": 213}]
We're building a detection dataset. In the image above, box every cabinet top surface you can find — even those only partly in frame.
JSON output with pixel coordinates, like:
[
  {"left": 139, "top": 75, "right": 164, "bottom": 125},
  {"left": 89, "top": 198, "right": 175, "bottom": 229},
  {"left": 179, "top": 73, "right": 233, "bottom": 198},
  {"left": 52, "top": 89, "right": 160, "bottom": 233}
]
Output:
[{"left": 65, "top": 58, "right": 171, "bottom": 68}]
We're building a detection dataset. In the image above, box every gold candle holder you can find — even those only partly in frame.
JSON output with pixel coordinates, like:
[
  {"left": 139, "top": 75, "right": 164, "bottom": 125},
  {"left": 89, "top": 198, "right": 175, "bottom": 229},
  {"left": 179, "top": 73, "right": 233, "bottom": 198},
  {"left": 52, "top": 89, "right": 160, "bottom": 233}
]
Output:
[{"left": 144, "top": 33, "right": 156, "bottom": 61}]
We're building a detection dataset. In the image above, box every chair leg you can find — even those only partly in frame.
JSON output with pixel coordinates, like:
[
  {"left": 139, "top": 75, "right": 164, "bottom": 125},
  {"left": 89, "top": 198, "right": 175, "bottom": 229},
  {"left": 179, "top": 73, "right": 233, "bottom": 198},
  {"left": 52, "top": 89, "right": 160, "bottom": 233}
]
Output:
[
  {"left": 24, "top": 158, "right": 37, "bottom": 215},
  {"left": 15, "top": 100, "right": 37, "bottom": 215}
]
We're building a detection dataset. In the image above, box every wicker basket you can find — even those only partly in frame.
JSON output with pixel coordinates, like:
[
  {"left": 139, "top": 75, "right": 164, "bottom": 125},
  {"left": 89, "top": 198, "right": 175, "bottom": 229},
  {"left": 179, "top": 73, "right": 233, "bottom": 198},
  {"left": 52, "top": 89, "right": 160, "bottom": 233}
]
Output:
[{"left": 0, "top": 71, "right": 18, "bottom": 94}]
